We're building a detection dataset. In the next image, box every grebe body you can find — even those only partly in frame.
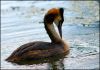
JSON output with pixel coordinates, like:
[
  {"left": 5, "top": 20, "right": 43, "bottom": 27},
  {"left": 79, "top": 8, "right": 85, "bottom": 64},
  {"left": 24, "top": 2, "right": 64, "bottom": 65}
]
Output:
[{"left": 6, "top": 8, "right": 69, "bottom": 62}]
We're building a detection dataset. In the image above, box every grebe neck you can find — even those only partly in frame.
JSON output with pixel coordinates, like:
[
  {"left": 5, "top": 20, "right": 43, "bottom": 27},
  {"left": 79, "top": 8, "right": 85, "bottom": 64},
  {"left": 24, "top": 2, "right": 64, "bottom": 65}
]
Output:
[{"left": 45, "top": 23, "right": 62, "bottom": 43}]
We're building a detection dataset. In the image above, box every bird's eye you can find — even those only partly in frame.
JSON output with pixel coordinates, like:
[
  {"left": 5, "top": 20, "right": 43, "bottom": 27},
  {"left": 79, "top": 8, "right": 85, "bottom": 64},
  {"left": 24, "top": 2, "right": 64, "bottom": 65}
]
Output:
[{"left": 59, "top": 20, "right": 63, "bottom": 24}]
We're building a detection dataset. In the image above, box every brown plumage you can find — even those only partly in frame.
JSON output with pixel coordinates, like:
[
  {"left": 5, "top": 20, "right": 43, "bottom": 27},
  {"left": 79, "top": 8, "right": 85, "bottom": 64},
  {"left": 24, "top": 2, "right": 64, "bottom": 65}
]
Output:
[{"left": 6, "top": 8, "right": 69, "bottom": 63}]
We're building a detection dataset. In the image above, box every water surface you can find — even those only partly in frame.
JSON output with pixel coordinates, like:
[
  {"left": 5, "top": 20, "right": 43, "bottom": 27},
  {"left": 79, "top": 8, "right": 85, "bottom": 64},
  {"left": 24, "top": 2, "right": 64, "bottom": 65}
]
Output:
[{"left": 1, "top": 1, "right": 99, "bottom": 69}]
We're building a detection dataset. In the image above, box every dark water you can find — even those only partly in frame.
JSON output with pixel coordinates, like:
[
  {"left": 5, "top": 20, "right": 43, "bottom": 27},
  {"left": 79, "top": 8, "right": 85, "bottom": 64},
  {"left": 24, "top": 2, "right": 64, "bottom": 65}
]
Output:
[{"left": 1, "top": 1, "right": 99, "bottom": 69}]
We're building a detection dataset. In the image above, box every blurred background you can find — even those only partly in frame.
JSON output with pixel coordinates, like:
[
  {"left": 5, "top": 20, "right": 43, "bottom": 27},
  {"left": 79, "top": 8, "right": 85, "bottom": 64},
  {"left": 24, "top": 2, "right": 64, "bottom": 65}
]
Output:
[{"left": 1, "top": 1, "right": 99, "bottom": 69}]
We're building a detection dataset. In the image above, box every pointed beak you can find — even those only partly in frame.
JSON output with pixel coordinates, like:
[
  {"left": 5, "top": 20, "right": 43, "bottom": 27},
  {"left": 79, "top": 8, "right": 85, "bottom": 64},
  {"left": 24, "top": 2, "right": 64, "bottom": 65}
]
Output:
[{"left": 58, "top": 22, "right": 62, "bottom": 38}]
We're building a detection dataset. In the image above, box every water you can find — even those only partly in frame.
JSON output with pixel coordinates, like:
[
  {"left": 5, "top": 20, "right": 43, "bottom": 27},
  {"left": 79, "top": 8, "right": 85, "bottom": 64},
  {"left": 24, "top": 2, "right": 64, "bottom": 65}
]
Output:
[{"left": 1, "top": 1, "right": 99, "bottom": 69}]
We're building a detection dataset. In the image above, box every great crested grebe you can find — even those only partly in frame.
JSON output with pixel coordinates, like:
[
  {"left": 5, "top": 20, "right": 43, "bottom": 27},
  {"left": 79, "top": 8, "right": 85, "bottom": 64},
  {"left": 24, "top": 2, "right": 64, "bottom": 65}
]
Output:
[{"left": 6, "top": 8, "right": 69, "bottom": 62}]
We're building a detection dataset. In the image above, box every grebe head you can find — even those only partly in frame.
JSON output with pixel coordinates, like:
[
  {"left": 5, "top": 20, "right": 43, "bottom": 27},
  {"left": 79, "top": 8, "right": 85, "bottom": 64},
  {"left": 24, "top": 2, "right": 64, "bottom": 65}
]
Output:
[
  {"left": 55, "top": 8, "right": 64, "bottom": 38},
  {"left": 44, "top": 8, "right": 64, "bottom": 39}
]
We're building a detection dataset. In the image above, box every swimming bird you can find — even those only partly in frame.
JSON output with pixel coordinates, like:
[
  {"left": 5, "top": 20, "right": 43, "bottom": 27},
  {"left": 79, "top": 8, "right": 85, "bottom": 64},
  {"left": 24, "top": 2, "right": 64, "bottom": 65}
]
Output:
[{"left": 6, "top": 8, "right": 69, "bottom": 62}]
